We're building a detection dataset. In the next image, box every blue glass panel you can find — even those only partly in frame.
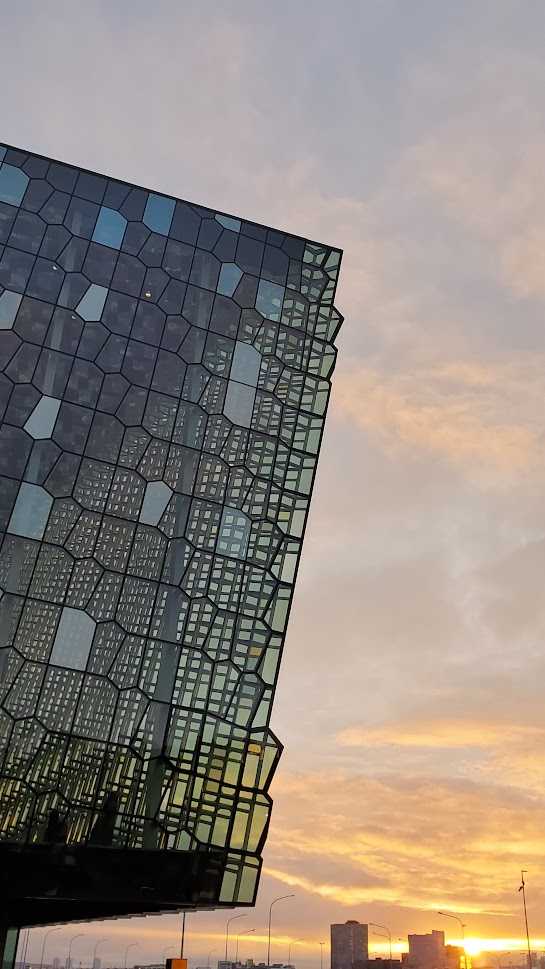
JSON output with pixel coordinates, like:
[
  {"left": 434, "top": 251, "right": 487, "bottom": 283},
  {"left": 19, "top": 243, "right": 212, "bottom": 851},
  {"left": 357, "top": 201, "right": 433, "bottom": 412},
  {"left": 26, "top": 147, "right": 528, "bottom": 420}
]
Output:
[
  {"left": 215, "top": 214, "right": 241, "bottom": 232},
  {"left": 8, "top": 482, "right": 53, "bottom": 539},
  {"left": 143, "top": 193, "right": 175, "bottom": 235},
  {"left": 0, "top": 147, "right": 6, "bottom": 161},
  {"left": 0, "top": 164, "right": 29, "bottom": 206},
  {"left": 50, "top": 607, "right": 95, "bottom": 670},
  {"left": 92, "top": 206, "right": 127, "bottom": 249},
  {"left": 223, "top": 380, "right": 255, "bottom": 427},
  {"left": 256, "top": 279, "right": 285, "bottom": 322},
  {"left": 76, "top": 284, "right": 108, "bottom": 321},
  {"left": 0, "top": 289, "right": 22, "bottom": 329},
  {"left": 230, "top": 341, "right": 261, "bottom": 386},
  {"left": 24, "top": 395, "right": 61, "bottom": 439},
  {"left": 217, "top": 263, "right": 243, "bottom": 297}
]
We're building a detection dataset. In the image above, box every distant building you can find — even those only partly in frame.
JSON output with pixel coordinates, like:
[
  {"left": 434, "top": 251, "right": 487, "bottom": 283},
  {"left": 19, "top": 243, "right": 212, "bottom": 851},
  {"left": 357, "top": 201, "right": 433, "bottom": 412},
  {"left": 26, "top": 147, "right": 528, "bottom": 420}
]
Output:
[
  {"left": 331, "top": 921, "right": 368, "bottom": 969},
  {"left": 407, "top": 932, "right": 444, "bottom": 969}
]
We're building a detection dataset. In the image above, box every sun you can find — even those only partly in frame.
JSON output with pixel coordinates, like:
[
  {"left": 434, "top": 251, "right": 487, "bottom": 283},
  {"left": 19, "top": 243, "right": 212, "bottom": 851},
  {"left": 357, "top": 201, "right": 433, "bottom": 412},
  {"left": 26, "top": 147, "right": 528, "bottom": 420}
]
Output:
[{"left": 464, "top": 940, "right": 483, "bottom": 957}]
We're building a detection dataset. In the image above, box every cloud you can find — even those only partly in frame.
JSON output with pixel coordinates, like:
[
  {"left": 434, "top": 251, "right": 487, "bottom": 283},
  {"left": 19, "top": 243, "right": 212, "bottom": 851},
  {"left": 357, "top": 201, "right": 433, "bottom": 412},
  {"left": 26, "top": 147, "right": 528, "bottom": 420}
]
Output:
[{"left": 337, "top": 720, "right": 545, "bottom": 750}]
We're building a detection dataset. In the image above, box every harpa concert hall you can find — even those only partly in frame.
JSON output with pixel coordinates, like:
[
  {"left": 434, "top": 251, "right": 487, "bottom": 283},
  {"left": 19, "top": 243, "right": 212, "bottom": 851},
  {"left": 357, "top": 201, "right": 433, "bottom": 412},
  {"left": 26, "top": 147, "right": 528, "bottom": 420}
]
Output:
[{"left": 0, "top": 143, "right": 343, "bottom": 955}]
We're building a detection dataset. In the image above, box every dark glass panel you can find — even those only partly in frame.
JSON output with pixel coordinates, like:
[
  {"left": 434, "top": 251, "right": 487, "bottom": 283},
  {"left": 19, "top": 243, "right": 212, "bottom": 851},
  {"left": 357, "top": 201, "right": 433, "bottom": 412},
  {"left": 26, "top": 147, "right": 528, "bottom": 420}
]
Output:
[
  {"left": 121, "top": 339, "right": 157, "bottom": 387},
  {"left": 0, "top": 247, "right": 35, "bottom": 292},
  {"left": 57, "top": 273, "right": 89, "bottom": 310},
  {"left": 162, "top": 239, "right": 194, "bottom": 281},
  {"left": 5, "top": 343, "right": 40, "bottom": 383},
  {"left": 45, "top": 307, "right": 83, "bottom": 354},
  {"left": 241, "top": 221, "right": 267, "bottom": 241},
  {"left": 14, "top": 297, "right": 54, "bottom": 346},
  {"left": 82, "top": 242, "right": 118, "bottom": 287},
  {"left": 266, "top": 229, "right": 285, "bottom": 248},
  {"left": 103, "top": 180, "right": 131, "bottom": 209},
  {"left": 116, "top": 385, "right": 148, "bottom": 425},
  {"left": 56, "top": 236, "right": 89, "bottom": 272},
  {"left": 121, "top": 221, "right": 150, "bottom": 256},
  {"left": 141, "top": 268, "right": 169, "bottom": 303},
  {"left": 97, "top": 372, "right": 130, "bottom": 413},
  {"left": 53, "top": 402, "right": 93, "bottom": 453},
  {"left": 169, "top": 202, "right": 200, "bottom": 245},
  {"left": 26, "top": 257, "right": 65, "bottom": 303},
  {"left": 119, "top": 188, "right": 147, "bottom": 221},
  {"left": 197, "top": 218, "right": 222, "bottom": 251},
  {"left": 0, "top": 424, "right": 32, "bottom": 477},
  {"left": 0, "top": 202, "right": 16, "bottom": 244},
  {"left": 151, "top": 350, "right": 186, "bottom": 396},
  {"left": 0, "top": 331, "right": 21, "bottom": 369},
  {"left": 101, "top": 290, "right": 137, "bottom": 336},
  {"left": 24, "top": 439, "right": 62, "bottom": 485},
  {"left": 236, "top": 236, "right": 264, "bottom": 275},
  {"left": 77, "top": 322, "right": 109, "bottom": 360},
  {"left": 47, "top": 162, "right": 78, "bottom": 192},
  {"left": 158, "top": 279, "right": 186, "bottom": 316},
  {"left": 0, "top": 373, "right": 12, "bottom": 420},
  {"left": 213, "top": 229, "right": 238, "bottom": 263},
  {"left": 282, "top": 235, "right": 306, "bottom": 260},
  {"left": 182, "top": 285, "right": 213, "bottom": 329},
  {"left": 179, "top": 328, "right": 206, "bottom": 365},
  {"left": 111, "top": 252, "right": 145, "bottom": 297},
  {"left": 86, "top": 412, "right": 124, "bottom": 462},
  {"left": 44, "top": 451, "right": 82, "bottom": 496},
  {"left": 209, "top": 293, "right": 241, "bottom": 338},
  {"left": 261, "top": 244, "right": 288, "bottom": 285},
  {"left": 4, "top": 149, "right": 28, "bottom": 167},
  {"left": 66, "top": 358, "right": 103, "bottom": 407},
  {"left": 4, "top": 384, "right": 40, "bottom": 425},
  {"left": 39, "top": 224, "right": 71, "bottom": 261},
  {"left": 40, "top": 190, "right": 71, "bottom": 225},
  {"left": 64, "top": 197, "right": 100, "bottom": 239},
  {"left": 189, "top": 250, "right": 219, "bottom": 291},
  {"left": 0, "top": 475, "right": 19, "bottom": 527},
  {"left": 139, "top": 232, "right": 166, "bottom": 267},
  {"left": 161, "top": 315, "right": 189, "bottom": 352},
  {"left": 96, "top": 333, "right": 127, "bottom": 372},
  {"left": 74, "top": 171, "right": 107, "bottom": 203},
  {"left": 32, "top": 348, "right": 72, "bottom": 396},
  {"left": 233, "top": 273, "right": 259, "bottom": 308},
  {"left": 21, "top": 179, "right": 53, "bottom": 214},
  {"left": 22, "top": 157, "right": 49, "bottom": 178},
  {"left": 131, "top": 302, "right": 165, "bottom": 346}
]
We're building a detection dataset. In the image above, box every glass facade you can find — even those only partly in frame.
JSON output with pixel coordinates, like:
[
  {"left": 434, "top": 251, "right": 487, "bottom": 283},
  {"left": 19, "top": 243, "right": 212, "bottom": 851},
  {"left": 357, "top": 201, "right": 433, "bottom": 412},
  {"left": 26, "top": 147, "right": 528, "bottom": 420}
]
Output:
[{"left": 0, "top": 144, "right": 343, "bottom": 918}]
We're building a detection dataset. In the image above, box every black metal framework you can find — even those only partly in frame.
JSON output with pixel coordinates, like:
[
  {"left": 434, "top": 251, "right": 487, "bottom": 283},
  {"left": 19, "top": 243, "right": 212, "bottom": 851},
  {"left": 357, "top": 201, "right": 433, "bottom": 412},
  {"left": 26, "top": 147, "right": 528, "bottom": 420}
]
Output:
[{"left": 0, "top": 143, "right": 343, "bottom": 921}]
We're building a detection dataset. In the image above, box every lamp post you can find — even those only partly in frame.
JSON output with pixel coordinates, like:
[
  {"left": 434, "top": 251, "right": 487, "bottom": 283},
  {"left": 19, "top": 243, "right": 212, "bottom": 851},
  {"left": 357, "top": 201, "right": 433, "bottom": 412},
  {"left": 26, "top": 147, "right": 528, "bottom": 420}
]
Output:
[
  {"left": 485, "top": 953, "right": 511, "bottom": 969},
  {"left": 40, "top": 927, "right": 61, "bottom": 969},
  {"left": 162, "top": 948, "right": 175, "bottom": 965},
  {"left": 438, "top": 913, "right": 466, "bottom": 969},
  {"left": 207, "top": 949, "right": 218, "bottom": 969},
  {"left": 93, "top": 939, "right": 109, "bottom": 969},
  {"left": 267, "top": 895, "right": 295, "bottom": 967},
  {"left": 235, "top": 930, "right": 255, "bottom": 965},
  {"left": 288, "top": 940, "right": 303, "bottom": 965},
  {"left": 370, "top": 925, "right": 392, "bottom": 969},
  {"left": 226, "top": 916, "right": 247, "bottom": 963},
  {"left": 67, "top": 935, "right": 84, "bottom": 969},
  {"left": 125, "top": 944, "right": 138, "bottom": 969},
  {"left": 319, "top": 943, "right": 325, "bottom": 969}
]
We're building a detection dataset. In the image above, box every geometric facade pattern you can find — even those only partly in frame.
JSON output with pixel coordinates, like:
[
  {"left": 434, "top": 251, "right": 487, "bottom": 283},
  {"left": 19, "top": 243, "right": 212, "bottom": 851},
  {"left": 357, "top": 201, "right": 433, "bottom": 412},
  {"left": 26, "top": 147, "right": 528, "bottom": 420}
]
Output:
[{"left": 0, "top": 143, "right": 343, "bottom": 911}]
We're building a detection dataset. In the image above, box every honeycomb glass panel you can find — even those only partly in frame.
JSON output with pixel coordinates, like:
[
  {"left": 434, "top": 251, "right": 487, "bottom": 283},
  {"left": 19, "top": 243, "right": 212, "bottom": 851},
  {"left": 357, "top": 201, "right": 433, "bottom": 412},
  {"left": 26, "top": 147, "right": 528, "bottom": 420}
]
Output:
[{"left": 0, "top": 143, "right": 343, "bottom": 916}]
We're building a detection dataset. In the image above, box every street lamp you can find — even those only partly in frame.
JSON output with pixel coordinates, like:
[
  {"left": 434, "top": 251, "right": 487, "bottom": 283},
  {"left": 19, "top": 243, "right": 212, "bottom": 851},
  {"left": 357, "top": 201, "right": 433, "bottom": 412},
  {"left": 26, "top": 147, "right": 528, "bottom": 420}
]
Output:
[
  {"left": 40, "top": 927, "right": 61, "bottom": 969},
  {"left": 267, "top": 895, "right": 295, "bottom": 967},
  {"left": 370, "top": 925, "right": 392, "bottom": 969},
  {"left": 288, "top": 940, "right": 303, "bottom": 965},
  {"left": 207, "top": 949, "right": 218, "bottom": 969},
  {"left": 67, "top": 935, "right": 84, "bottom": 969},
  {"left": 319, "top": 943, "right": 325, "bottom": 969},
  {"left": 162, "top": 948, "right": 175, "bottom": 965},
  {"left": 438, "top": 913, "right": 466, "bottom": 969},
  {"left": 236, "top": 930, "right": 255, "bottom": 964},
  {"left": 484, "top": 954, "right": 511, "bottom": 969},
  {"left": 226, "top": 916, "right": 247, "bottom": 963},
  {"left": 93, "top": 939, "right": 109, "bottom": 969},
  {"left": 125, "top": 944, "right": 139, "bottom": 969}
]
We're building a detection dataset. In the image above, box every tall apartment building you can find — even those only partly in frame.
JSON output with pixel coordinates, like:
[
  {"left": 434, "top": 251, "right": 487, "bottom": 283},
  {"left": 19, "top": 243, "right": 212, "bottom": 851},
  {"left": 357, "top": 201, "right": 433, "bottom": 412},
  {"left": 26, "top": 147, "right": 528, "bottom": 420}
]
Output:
[
  {"left": 0, "top": 142, "right": 343, "bottom": 946},
  {"left": 331, "top": 922, "right": 369, "bottom": 969},
  {"left": 408, "top": 932, "right": 445, "bottom": 969}
]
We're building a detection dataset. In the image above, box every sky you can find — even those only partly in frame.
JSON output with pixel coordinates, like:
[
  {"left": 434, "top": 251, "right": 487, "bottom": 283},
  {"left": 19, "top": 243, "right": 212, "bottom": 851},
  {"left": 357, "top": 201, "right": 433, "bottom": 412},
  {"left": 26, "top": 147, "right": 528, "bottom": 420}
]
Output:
[{"left": 4, "top": 0, "right": 545, "bottom": 966}]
